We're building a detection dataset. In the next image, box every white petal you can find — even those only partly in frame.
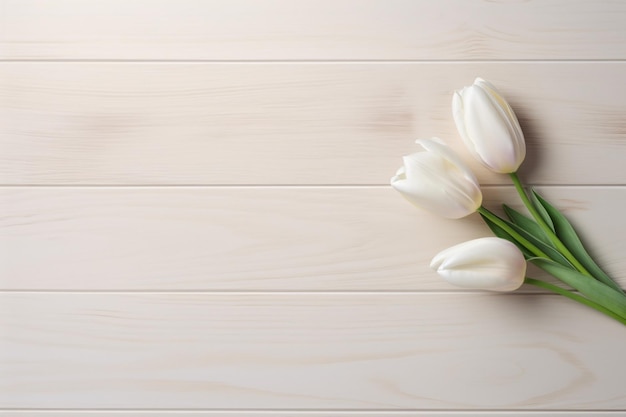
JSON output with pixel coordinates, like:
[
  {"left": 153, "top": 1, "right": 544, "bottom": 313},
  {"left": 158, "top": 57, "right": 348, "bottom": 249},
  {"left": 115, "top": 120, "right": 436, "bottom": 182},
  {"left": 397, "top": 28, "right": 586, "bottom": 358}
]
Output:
[
  {"left": 430, "top": 237, "right": 526, "bottom": 292},
  {"left": 462, "top": 86, "right": 520, "bottom": 173},
  {"left": 453, "top": 78, "right": 527, "bottom": 173},
  {"left": 416, "top": 138, "right": 479, "bottom": 185},
  {"left": 452, "top": 91, "right": 470, "bottom": 144},
  {"left": 390, "top": 141, "right": 482, "bottom": 219}
]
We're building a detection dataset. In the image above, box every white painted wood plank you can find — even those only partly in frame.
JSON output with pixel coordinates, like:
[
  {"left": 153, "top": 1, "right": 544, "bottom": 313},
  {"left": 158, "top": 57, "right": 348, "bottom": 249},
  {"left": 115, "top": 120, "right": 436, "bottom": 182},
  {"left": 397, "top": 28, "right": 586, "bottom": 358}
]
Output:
[
  {"left": 1, "top": 63, "right": 626, "bottom": 185},
  {"left": 1, "top": 186, "right": 623, "bottom": 290},
  {"left": 1, "top": 293, "right": 624, "bottom": 409},
  {"left": 1, "top": 0, "right": 625, "bottom": 60}
]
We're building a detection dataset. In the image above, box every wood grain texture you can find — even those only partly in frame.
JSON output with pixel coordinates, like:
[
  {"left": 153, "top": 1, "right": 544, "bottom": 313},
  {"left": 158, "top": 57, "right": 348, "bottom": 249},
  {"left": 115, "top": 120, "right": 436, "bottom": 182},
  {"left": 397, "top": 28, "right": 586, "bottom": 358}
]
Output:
[
  {"left": 1, "top": 293, "right": 625, "bottom": 409},
  {"left": 1, "top": 0, "right": 626, "bottom": 60},
  {"left": 2, "top": 63, "right": 626, "bottom": 185},
  {"left": 1, "top": 186, "right": 623, "bottom": 291},
  {"left": 2, "top": 1, "right": 626, "bottom": 414}
]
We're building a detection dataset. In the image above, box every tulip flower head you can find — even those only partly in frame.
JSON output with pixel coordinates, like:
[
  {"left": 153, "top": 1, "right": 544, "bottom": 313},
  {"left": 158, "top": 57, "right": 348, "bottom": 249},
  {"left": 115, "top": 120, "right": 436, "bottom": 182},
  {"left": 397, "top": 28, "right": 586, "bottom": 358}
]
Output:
[
  {"left": 390, "top": 138, "right": 482, "bottom": 219},
  {"left": 387, "top": 79, "right": 626, "bottom": 325},
  {"left": 431, "top": 237, "right": 527, "bottom": 292},
  {"left": 453, "top": 78, "right": 526, "bottom": 174}
]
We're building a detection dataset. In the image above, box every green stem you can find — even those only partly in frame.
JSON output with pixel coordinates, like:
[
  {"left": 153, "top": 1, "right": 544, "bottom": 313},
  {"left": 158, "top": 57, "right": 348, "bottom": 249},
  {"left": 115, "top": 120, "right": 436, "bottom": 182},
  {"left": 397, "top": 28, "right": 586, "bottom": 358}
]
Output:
[
  {"left": 509, "top": 172, "right": 592, "bottom": 276},
  {"left": 524, "top": 277, "right": 626, "bottom": 325},
  {"left": 477, "top": 206, "right": 550, "bottom": 259}
]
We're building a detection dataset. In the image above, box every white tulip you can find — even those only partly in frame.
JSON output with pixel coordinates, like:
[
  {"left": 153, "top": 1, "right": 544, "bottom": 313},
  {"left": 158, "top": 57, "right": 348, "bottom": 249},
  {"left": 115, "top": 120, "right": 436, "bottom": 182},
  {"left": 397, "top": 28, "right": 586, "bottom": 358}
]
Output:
[
  {"left": 390, "top": 138, "right": 482, "bottom": 219},
  {"left": 431, "top": 237, "right": 527, "bottom": 292},
  {"left": 453, "top": 78, "right": 526, "bottom": 174}
]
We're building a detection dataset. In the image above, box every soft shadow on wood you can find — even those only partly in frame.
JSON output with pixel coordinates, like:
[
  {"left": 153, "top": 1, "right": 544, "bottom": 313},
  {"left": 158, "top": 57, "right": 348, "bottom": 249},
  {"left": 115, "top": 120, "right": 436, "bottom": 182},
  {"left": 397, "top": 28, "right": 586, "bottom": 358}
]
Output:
[{"left": 507, "top": 100, "right": 543, "bottom": 184}]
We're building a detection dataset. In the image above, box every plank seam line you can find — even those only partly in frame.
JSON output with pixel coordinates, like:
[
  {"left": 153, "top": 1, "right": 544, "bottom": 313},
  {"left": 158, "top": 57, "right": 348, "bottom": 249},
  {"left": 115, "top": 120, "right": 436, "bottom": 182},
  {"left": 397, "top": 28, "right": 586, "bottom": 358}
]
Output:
[
  {"left": 0, "top": 290, "right": 576, "bottom": 295},
  {"left": 0, "top": 408, "right": 624, "bottom": 412},
  {"left": 0, "top": 184, "right": 625, "bottom": 188},
  {"left": 0, "top": 59, "right": 626, "bottom": 64}
]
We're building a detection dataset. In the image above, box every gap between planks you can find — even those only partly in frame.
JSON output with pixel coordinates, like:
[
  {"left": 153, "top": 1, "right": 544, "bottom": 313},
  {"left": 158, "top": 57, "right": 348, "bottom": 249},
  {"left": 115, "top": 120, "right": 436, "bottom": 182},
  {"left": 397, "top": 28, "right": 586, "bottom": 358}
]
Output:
[
  {"left": 0, "top": 290, "right": 576, "bottom": 294},
  {"left": 1, "top": 185, "right": 626, "bottom": 188},
  {"left": 1, "top": 60, "right": 626, "bottom": 63},
  {"left": 1, "top": 408, "right": 625, "bottom": 414}
]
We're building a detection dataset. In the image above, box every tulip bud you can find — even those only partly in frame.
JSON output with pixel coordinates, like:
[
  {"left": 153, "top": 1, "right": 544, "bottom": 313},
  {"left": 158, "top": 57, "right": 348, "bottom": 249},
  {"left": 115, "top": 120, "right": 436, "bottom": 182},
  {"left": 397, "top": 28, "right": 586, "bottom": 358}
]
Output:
[
  {"left": 430, "top": 237, "right": 527, "bottom": 292},
  {"left": 452, "top": 78, "right": 526, "bottom": 174},
  {"left": 390, "top": 138, "right": 482, "bottom": 219}
]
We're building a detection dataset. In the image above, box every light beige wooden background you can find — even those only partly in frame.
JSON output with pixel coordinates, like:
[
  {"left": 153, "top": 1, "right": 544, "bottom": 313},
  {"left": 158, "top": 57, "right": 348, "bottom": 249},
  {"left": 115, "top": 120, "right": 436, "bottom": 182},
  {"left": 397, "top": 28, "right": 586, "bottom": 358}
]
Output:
[{"left": 1, "top": 0, "right": 625, "bottom": 415}]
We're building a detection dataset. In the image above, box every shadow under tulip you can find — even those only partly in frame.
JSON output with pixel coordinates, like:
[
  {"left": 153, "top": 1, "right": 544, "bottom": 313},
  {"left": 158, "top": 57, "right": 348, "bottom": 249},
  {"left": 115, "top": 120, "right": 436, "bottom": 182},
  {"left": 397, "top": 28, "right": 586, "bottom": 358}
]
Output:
[{"left": 506, "top": 99, "right": 544, "bottom": 182}]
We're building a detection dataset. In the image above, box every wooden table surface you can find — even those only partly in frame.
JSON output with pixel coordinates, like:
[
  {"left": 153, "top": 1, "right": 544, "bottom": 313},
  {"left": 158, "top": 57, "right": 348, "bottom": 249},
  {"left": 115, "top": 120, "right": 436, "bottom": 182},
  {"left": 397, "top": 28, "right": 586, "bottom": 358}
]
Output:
[{"left": 1, "top": 1, "right": 625, "bottom": 415}]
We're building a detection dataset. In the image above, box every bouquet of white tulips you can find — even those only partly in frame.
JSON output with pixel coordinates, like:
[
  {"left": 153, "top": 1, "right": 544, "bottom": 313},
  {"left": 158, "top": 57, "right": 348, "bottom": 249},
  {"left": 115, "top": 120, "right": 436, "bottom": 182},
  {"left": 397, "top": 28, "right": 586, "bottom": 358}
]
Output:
[{"left": 391, "top": 78, "right": 626, "bottom": 325}]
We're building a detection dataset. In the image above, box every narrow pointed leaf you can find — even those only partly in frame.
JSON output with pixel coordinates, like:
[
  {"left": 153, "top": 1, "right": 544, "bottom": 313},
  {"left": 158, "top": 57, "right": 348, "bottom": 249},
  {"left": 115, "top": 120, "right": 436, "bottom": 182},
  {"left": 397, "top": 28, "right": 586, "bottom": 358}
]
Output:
[
  {"left": 530, "top": 190, "right": 555, "bottom": 232},
  {"left": 479, "top": 213, "right": 533, "bottom": 259},
  {"left": 480, "top": 212, "right": 570, "bottom": 267},
  {"left": 532, "top": 190, "right": 625, "bottom": 295},
  {"left": 503, "top": 204, "right": 554, "bottom": 248},
  {"left": 503, "top": 216, "right": 572, "bottom": 267},
  {"left": 532, "top": 258, "right": 626, "bottom": 320}
]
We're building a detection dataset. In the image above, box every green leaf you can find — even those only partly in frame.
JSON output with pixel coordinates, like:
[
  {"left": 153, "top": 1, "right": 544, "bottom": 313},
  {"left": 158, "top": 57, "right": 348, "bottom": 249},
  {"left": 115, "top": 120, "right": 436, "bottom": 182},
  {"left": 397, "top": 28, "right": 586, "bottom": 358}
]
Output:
[
  {"left": 532, "top": 190, "right": 625, "bottom": 295},
  {"left": 530, "top": 190, "right": 555, "bottom": 232},
  {"left": 511, "top": 225, "right": 571, "bottom": 267},
  {"left": 480, "top": 211, "right": 571, "bottom": 267},
  {"left": 503, "top": 204, "right": 554, "bottom": 248},
  {"left": 524, "top": 277, "right": 626, "bottom": 325},
  {"left": 532, "top": 258, "right": 626, "bottom": 320},
  {"left": 479, "top": 213, "right": 533, "bottom": 259}
]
